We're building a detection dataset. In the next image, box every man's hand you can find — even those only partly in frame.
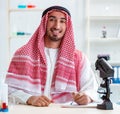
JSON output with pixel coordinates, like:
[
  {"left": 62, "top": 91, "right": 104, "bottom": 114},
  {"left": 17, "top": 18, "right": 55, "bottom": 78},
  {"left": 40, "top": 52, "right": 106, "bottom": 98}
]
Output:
[
  {"left": 72, "top": 92, "right": 92, "bottom": 105},
  {"left": 27, "top": 95, "right": 52, "bottom": 107}
]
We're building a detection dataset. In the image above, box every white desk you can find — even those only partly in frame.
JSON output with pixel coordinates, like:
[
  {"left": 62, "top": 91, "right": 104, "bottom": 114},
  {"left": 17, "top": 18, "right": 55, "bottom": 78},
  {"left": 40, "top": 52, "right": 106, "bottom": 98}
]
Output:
[{"left": 5, "top": 103, "right": 120, "bottom": 114}]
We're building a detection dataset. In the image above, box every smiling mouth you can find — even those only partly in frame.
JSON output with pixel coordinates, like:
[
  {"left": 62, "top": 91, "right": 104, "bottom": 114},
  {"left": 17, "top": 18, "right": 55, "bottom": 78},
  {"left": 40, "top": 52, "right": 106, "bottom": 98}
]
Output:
[
  {"left": 52, "top": 29, "right": 62, "bottom": 36},
  {"left": 53, "top": 31, "right": 59, "bottom": 35}
]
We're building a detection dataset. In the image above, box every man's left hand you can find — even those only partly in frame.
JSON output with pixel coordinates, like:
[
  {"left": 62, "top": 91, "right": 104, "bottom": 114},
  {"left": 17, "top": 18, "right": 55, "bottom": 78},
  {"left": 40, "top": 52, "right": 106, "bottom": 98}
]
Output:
[{"left": 72, "top": 92, "right": 92, "bottom": 105}]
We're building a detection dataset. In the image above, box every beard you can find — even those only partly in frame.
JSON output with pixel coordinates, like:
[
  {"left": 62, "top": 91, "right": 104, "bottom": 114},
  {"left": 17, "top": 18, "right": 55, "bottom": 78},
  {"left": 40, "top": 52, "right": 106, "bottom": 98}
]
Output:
[
  {"left": 47, "top": 30, "right": 64, "bottom": 42},
  {"left": 49, "top": 35, "right": 62, "bottom": 41},
  {"left": 46, "top": 28, "right": 65, "bottom": 42}
]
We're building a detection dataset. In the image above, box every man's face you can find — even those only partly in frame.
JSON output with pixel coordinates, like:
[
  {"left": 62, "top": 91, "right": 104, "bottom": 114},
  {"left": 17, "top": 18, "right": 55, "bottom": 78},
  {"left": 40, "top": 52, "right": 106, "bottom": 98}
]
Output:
[{"left": 46, "top": 11, "right": 67, "bottom": 42}]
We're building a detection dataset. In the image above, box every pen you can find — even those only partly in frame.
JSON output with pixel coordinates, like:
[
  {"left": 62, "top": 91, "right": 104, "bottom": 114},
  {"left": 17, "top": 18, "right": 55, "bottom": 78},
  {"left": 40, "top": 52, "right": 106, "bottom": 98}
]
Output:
[{"left": 70, "top": 101, "right": 73, "bottom": 105}]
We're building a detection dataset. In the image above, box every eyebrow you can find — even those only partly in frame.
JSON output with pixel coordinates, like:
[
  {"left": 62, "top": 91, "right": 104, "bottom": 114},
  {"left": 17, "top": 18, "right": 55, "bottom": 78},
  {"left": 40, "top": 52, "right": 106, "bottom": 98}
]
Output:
[{"left": 48, "top": 15, "right": 66, "bottom": 20}]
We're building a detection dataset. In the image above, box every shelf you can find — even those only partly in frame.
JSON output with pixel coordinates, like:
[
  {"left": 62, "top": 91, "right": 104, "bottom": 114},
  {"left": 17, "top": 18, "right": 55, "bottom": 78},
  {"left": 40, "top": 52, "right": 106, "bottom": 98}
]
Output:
[
  {"left": 9, "top": 36, "right": 31, "bottom": 39},
  {"left": 91, "top": 61, "right": 120, "bottom": 66},
  {"left": 90, "top": 16, "right": 120, "bottom": 21},
  {"left": 9, "top": 8, "right": 44, "bottom": 12},
  {"left": 90, "top": 37, "right": 120, "bottom": 43},
  {"left": 110, "top": 62, "right": 120, "bottom": 66}
]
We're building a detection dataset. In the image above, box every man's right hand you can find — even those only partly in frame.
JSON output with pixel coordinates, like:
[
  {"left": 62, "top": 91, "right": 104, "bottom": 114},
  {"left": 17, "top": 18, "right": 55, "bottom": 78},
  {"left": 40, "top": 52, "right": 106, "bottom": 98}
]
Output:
[{"left": 26, "top": 95, "right": 52, "bottom": 107}]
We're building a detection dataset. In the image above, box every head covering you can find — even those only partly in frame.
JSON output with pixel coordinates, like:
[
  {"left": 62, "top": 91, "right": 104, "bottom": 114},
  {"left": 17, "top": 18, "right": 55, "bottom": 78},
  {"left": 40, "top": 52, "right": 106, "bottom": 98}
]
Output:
[
  {"left": 5, "top": 6, "right": 84, "bottom": 103},
  {"left": 42, "top": 6, "right": 71, "bottom": 17}
]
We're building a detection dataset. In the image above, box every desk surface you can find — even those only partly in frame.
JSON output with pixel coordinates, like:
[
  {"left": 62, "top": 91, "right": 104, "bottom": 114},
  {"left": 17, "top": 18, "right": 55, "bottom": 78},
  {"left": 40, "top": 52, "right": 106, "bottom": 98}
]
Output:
[{"left": 6, "top": 103, "right": 120, "bottom": 114}]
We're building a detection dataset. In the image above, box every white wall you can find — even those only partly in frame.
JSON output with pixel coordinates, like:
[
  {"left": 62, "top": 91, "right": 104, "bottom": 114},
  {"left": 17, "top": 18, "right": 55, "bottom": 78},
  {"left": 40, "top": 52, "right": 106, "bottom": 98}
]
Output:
[
  {"left": 0, "top": 0, "right": 86, "bottom": 76},
  {"left": 0, "top": 0, "right": 9, "bottom": 77}
]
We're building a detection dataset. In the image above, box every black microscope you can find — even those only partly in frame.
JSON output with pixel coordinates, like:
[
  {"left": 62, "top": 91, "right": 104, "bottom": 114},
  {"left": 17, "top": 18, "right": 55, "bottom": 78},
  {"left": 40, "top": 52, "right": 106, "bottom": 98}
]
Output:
[{"left": 95, "top": 58, "right": 114, "bottom": 110}]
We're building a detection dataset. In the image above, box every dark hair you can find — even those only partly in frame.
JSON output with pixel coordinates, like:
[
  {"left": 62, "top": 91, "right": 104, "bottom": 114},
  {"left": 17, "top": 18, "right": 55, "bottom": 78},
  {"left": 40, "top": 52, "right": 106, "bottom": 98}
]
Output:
[{"left": 42, "top": 6, "right": 71, "bottom": 17}]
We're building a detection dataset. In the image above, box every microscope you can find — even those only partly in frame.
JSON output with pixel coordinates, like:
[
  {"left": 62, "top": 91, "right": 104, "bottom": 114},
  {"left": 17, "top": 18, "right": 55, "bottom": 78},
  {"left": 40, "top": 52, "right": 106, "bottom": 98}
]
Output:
[{"left": 95, "top": 58, "right": 114, "bottom": 110}]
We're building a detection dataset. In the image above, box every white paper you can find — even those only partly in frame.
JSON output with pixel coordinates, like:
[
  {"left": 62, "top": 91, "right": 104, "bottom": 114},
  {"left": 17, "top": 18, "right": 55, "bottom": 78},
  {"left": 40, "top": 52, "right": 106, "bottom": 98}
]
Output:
[{"left": 61, "top": 101, "right": 98, "bottom": 108}]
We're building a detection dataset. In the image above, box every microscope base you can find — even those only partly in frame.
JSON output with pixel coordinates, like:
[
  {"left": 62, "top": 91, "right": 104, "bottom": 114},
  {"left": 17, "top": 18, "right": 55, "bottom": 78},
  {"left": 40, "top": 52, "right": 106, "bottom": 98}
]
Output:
[{"left": 97, "top": 100, "right": 113, "bottom": 110}]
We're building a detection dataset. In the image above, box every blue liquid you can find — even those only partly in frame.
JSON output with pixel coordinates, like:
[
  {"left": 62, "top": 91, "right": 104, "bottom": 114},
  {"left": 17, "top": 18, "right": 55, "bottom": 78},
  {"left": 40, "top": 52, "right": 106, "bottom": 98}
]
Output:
[
  {"left": 18, "top": 5, "right": 26, "bottom": 9},
  {"left": 17, "top": 32, "right": 25, "bottom": 35}
]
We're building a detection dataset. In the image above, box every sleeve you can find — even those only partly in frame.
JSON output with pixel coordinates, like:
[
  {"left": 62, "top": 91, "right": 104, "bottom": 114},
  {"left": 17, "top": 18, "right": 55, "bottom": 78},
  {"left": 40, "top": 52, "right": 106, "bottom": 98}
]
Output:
[
  {"left": 79, "top": 54, "right": 99, "bottom": 102},
  {"left": 8, "top": 86, "right": 32, "bottom": 104}
]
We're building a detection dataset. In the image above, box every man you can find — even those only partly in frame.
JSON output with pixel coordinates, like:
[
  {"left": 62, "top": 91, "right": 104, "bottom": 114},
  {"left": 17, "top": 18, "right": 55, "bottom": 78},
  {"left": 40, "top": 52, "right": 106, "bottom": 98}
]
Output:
[{"left": 5, "top": 6, "right": 98, "bottom": 107}]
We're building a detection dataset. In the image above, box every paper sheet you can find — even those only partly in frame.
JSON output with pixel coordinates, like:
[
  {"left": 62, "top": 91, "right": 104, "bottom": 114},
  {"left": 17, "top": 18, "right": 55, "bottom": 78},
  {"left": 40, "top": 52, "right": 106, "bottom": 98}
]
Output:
[{"left": 61, "top": 101, "right": 98, "bottom": 108}]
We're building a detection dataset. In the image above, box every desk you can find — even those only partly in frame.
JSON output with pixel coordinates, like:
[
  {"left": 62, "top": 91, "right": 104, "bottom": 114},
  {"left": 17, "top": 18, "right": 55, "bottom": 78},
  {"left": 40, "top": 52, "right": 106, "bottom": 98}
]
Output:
[{"left": 4, "top": 103, "right": 120, "bottom": 114}]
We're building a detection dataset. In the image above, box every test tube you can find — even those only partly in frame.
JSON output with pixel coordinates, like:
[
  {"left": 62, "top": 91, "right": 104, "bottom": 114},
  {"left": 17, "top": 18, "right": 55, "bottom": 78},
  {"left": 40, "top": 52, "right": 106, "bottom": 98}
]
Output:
[{"left": 0, "top": 82, "right": 8, "bottom": 112}]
